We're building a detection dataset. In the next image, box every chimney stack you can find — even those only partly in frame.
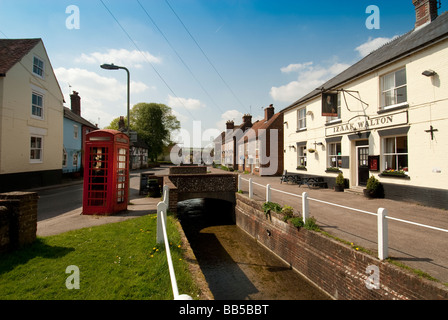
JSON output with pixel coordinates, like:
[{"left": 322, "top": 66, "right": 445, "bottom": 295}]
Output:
[
  {"left": 242, "top": 114, "right": 252, "bottom": 125},
  {"left": 70, "top": 91, "right": 81, "bottom": 116},
  {"left": 226, "top": 120, "right": 234, "bottom": 130},
  {"left": 265, "top": 104, "right": 275, "bottom": 121},
  {"left": 413, "top": 0, "right": 439, "bottom": 29},
  {"left": 118, "top": 116, "right": 125, "bottom": 130}
]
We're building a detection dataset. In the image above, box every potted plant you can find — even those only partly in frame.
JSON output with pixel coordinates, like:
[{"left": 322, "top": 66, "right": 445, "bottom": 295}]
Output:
[
  {"left": 363, "top": 175, "right": 384, "bottom": 198},
  {"left": 334, "top": 172, "right": 345, "bottom": 192}
]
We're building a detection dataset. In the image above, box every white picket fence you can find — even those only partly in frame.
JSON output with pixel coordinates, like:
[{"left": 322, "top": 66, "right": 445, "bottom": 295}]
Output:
[
  {"left": 240, "top": 176, "right": 448, "bottom": 261},
  {"left": 157, "top": 185, "right": 192, "bottom": 300}
]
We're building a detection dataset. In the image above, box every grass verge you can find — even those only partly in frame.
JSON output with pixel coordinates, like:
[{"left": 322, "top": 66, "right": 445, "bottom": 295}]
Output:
[{"left": 0, "top": 214, "right": 201, "bottom": 300}]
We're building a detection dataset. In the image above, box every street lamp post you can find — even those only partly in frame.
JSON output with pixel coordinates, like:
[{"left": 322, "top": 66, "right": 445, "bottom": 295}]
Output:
[{"left": 100, "top": 63, "right": 130, "bottom": 136}]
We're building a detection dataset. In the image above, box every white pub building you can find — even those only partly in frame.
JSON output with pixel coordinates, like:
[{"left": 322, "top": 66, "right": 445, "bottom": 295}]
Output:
[{"left": 282, "top": 0, "right": 448, "bottom": 209}]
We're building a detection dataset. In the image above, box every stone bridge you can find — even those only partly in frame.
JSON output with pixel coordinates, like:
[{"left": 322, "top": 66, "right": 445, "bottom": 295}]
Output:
[{"left": 160, "top": 166, "right": 238, "bottom": 213}]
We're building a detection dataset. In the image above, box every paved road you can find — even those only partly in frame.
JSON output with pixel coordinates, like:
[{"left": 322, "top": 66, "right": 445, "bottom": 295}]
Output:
[{"left": 232, "top": 171, "right": 448, "bottom": 284}]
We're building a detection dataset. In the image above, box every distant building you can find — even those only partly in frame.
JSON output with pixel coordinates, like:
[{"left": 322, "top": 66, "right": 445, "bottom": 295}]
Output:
[
  {"left": 281, "top": 0, "right": 448, "bottom": 209},
  {"left": 238, "top": 105, "right": 284, "bottom": 176},
  {"left": 63, "top": 91, "right": 98, "bottom": 176},
  {"left": 0, "top": 38, "right": 64, "bottom": 191}
]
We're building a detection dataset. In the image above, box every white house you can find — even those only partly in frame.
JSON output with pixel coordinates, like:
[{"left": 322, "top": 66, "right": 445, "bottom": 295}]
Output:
[
  {"left": 0, "top": 38, "right": 64, "bottom": 191},
  {"left": 281, "top": 0, "right": 448, "bottom": 209}
]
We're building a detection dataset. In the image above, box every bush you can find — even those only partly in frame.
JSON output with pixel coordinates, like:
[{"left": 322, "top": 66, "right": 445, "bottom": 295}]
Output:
[
  {"left": 281, "top": 205, "right": 294, "bottom": 220},
  {"left": 335, "top": 172, "right": 345, "bottom": 186},
  {"left": 365, "top": 175, "right": 384, "bottom": 198},
  {"left": 262, "top": 202, "right": 282, "bottom": 217},
  {"left": 290, "top": 216, "right": 304, "bottom": 228}
]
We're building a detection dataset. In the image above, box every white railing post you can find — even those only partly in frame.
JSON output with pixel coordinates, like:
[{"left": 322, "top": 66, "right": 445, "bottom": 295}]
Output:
[
  {"left": 377, "top": 208, "right": 388, "bottom": 260},
  {"left": 249, "top": 178, "right": 253, "bottom": 199},
  {"left": 157, "top": 201, "right": 167, "bottom": 244},
  {"left": 302, "top": 192, "right": 309, "bottom": 223},
  {"left": 163, "top": 185, "right": 169, "bottom": 206},
  {"left": 238, "top": 175, "right": 242, "bottom": 191},
  {"left": 266, "top": 184, "right": 271, "bottom": 203}
]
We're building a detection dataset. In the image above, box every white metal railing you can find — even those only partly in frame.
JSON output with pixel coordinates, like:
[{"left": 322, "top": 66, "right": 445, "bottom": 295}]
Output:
[
  {"left": 157, "top": 185, "right": 192, "bottom": 300},
  {"left": 239, "top": 176, "right": 448, "bottom": 261}
]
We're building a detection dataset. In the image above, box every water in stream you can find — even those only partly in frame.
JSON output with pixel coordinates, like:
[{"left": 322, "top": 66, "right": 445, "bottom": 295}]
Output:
[{"left": 178, "top": 199, "right": 330, "bottom": 300}]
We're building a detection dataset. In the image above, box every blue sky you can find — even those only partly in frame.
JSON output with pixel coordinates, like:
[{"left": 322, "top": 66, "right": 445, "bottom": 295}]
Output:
[{"left": 1, "top": 0, "right": 447, "bottom": 146}]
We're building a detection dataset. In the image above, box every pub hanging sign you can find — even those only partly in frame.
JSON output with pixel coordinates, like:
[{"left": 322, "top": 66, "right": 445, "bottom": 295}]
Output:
[{"left": 322, "top": 92, "right": 338, "bottom": 117}]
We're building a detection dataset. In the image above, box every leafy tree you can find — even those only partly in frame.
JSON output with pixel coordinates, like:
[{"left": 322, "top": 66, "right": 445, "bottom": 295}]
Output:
[{"left": 106, "top": 103, "right": 180, "bottom": 162}]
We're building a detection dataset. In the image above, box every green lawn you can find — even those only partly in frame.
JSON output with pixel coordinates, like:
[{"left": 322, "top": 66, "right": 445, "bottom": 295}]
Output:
[{"left": 0, "top": 214, "right": 201, "bottom": 300}]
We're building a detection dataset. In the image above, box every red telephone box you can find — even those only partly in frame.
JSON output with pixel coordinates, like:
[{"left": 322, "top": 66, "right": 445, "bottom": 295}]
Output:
[{"left": 82, "top": 129, "right": 129, "bottom": 215}]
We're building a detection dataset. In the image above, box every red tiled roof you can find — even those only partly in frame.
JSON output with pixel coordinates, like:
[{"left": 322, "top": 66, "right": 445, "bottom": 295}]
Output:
[{"left": 0, "top": 38, "right": 41, "bottom": 75}]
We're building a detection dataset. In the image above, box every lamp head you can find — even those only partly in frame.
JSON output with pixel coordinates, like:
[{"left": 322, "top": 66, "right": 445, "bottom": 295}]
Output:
[{"left": 100, "top": 63, "right": 120, "bottom": 70}]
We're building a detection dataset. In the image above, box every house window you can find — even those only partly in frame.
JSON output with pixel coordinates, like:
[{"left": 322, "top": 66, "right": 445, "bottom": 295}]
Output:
[
  {"left": 30, "top": 136, "right": 43, "bottom": 163},
  {"left": 33, "top": 56, "right": 44, "bottom": 78},
  {"left": 383, "top": 136, "right": 408, "bottom": 172},
  {"left": 62, "top": 148, "right": 67, "bottom": 167},
  {"left": 381, "top": 68, "right": 407, "bottom": 109},
  {"left": 298, "top": 145, "right": 307, "bottom": 167},
  {"left": 32, "top": 92, "right": 44, "bottom": 119},
  {"left": 328, "top": 142, "right": 342, "bottom": 168},
  {"left": 297, "top": 107, "right": 306, "bottom": 130},
  {"left": 74, "top": 125, "right": 79, "bottom": 139},
  {"left": 73, "top": 153, "right": 79, "bottom": 168}
]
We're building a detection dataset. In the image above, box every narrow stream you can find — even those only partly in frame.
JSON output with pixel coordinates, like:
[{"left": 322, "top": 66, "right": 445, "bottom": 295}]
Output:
[{"left": 178, "top": 199, "right": 330, "bottom": 300}]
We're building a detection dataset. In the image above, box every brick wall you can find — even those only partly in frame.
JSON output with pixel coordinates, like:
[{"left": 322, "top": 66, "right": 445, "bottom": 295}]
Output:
[
  {"left": 0, "top": 192, "right": 38, "bottom": 253},
  {"left": 235, "top": 193, "right": 448, "bottom": 300}
]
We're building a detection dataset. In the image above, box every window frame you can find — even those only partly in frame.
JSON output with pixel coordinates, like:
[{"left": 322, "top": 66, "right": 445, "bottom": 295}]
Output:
[
  {"left": 30, "top": 135, "right": 43, "bottom": 163},
  {"left": 380, "top": 67, "right": 407, "bottom": 110},
  {"left": 33, "top": 56, "right": 45, "bottom": 79},
  {"left": 327, "top": 142, "right": 342, "bottom": 169},
  {"left": 382, "top": 135, "right": 409, "bottom": 173},
  {"left": 297, "top": 145, "right": 307, "bottom": 168},
  {"left": 297, "top": 107, "right": 307, "bottom": 131},
  {"left": 31, "top": 91, "right": 44, "bottom": 119}
]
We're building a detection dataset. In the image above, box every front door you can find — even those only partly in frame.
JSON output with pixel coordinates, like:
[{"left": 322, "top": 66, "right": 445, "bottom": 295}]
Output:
[{"left": 357, "top": 147, "right": 369, "bottom": 186}]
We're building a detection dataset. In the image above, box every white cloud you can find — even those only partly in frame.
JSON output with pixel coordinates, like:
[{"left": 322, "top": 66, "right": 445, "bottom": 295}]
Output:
[
  {"left": 355, "top": 36, "right": 398, "bottom": 57},
  {"left": 167, "top": 95, "right": 204, "bottom": 110},
  {"left": 270, "top": 62, "right": 350, "bottom": 103},
  {"left": 281, "top": 62, "right": 313, "bottom": 73},
  {"left": 75, "top": 48, "right": 161, "bottom": 68}
]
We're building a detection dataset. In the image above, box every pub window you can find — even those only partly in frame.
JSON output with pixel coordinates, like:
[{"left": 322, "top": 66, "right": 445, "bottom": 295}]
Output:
[
  {"left": 31, "top": 92, "right": 44, "bottom": 119},
  {"left": 297, "top": 145, "right": 307, "bottom": 167},
  {"left": 383, "top": 136, "right": 408, "bottom": 173},
  {"left": 30, "top": 136, "right": 43, "bottom": 163},
  {"left": 328, "top": 142, "right": 342, "bottom": 168},
  {"left": 380, "top": 68, "right": 407, "bottom": 109},
  {"left": 297, "top": 107, "right": 306, "bottom": 131},
  {"left": 33, "top": 56, "right": 45, "bottom": 78}
]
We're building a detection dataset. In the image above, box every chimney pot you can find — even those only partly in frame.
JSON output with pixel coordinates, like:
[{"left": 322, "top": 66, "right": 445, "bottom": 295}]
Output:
[{"left": 226, "top": 120, "right": 234, "bottom": 130}]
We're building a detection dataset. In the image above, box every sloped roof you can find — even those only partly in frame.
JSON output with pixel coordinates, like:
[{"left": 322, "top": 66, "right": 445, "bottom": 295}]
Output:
[
  {"left": 281, "top": 11, "right": 448, "bottom": 113},
  {"left": 0, "top": 38, "right": 41, "bottom": 75},
  {"left": 63, "top": 107, "right": 98, "bottom": 129}
]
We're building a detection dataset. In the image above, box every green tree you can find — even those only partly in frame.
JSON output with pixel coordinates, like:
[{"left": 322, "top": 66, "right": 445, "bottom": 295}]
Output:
[{"left": 106, "top": 103, "right": 180, "bottom": 162}]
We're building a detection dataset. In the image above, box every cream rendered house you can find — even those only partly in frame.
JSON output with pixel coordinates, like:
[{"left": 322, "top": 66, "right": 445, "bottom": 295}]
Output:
[
  {"left": 282, "top": 0, "right": 448, "bottom": 209},
  {"left": 0, "top": 38, "right": 64, "bottom": 191}
]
